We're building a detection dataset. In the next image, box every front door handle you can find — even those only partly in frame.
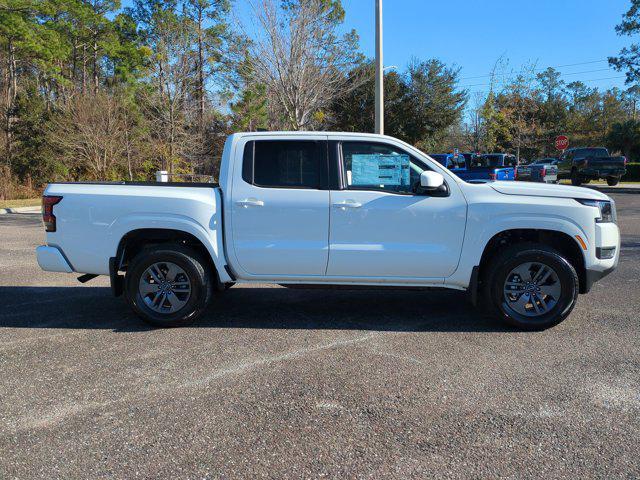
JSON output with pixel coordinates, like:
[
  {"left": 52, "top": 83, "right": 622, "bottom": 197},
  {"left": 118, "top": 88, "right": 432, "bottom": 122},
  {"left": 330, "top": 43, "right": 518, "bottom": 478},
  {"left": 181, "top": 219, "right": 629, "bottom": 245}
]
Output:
[
  {"left": 333, "top": 200, "right": 362, "bottom": 210},
  {"left": 236, "top": 198, "right": 264, "bottom": 208}
]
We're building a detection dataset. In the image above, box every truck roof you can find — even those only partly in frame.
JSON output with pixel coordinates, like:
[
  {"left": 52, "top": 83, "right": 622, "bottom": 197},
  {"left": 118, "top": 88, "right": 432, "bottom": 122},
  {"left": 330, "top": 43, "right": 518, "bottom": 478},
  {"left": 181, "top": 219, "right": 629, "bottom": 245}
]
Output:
[{"left": 229, "top": 131, "right": 395, "bottom": 140}]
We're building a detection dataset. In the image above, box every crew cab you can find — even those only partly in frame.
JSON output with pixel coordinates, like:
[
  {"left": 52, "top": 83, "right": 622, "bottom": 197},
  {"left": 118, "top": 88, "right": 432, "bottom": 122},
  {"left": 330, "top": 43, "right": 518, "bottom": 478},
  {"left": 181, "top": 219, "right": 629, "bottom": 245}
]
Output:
[
  {"left": 36, "top": 132, "right": 620, "bottom": 330},
  {"left": 557, "top": 147, "right": 627, "bottom": 186}
]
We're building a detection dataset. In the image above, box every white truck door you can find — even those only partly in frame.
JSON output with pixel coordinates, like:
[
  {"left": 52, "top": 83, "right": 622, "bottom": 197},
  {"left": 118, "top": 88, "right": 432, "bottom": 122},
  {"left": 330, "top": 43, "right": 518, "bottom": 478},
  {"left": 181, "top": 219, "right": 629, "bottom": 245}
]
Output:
[
  {"left": 327, "top": 139, "right": 467, "bottom": 279},
  {"left": 229, "top": 137, "right": 330, "bottom": 276}
]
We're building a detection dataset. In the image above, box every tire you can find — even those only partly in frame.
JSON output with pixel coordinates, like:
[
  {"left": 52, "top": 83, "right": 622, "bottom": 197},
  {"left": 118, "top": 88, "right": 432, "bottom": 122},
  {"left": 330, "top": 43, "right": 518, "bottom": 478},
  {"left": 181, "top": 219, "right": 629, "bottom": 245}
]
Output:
[
  {"left": 124, "top": 244, "right": 213, "bottom": 327},
  {"left": 607, "top": 176, "right": 620, "bottom": 186},
  {"left": 570, "top": 169, "right": 582, "bottom": 186},
  {"left": 482, "top": 243, "right": 579, "bottom": 330}
]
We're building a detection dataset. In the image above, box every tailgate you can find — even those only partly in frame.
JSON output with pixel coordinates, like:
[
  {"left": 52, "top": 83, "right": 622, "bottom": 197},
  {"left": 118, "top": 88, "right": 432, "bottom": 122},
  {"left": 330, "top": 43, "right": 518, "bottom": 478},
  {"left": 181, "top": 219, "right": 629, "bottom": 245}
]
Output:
[
  {"left": 586, "top": 157, "right": 625, "bottom": 170},
  {"left": 494, "top": 167, "right": 515, "bottom": 181}
]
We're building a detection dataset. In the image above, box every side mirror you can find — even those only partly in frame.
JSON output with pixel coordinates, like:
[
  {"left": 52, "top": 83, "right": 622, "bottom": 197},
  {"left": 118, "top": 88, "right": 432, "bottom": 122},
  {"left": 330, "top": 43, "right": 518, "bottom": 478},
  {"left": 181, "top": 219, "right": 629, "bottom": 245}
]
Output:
[{"left": 420, "top": 171, "right": 445, "bottom": 189}]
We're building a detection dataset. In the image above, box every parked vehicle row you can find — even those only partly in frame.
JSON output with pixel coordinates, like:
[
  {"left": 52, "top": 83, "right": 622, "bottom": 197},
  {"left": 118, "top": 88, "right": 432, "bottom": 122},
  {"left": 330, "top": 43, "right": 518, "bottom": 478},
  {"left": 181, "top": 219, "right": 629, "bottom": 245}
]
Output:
[
  {"left": 37, "top": 132, "right": 620, "bottom": 331},
  {"left": 432, "top": 146, "right": 627, "bottom": 186}
]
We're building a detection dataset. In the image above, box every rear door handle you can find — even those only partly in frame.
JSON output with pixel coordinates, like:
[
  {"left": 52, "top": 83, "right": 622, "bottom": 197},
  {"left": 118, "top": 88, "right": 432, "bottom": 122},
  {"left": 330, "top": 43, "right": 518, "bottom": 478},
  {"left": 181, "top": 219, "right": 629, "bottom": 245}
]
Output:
[
  {"left": 236, "top": 198, "right": 264, "bottom": 208},
  {"left": 333, "top": 200, "right": 362, "bottom": 210}
]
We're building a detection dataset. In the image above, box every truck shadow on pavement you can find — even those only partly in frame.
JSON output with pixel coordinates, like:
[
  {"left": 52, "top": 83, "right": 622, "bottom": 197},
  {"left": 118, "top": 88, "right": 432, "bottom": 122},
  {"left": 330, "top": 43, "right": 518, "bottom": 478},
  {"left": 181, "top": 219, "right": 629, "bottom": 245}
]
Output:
[{"left": 0, "top": 286, "right": 514, "bottom": 333}]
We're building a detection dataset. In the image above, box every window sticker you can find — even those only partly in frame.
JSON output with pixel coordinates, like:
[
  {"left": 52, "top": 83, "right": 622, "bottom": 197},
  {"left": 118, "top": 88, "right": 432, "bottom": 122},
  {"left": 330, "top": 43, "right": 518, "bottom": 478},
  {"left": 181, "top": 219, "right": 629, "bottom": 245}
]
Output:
[{"left": 351, "top": 154, "right": 410, "bottom": 186}]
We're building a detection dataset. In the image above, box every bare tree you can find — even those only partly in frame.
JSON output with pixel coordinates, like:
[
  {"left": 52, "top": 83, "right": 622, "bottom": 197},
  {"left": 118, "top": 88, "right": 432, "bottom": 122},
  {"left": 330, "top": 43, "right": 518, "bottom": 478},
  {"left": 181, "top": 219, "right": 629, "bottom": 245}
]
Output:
[
  {"left": 478, "top": 55, "right": 511, "bottom": 152},
  {"left": 504, "top": 62, "right": 539, "bottom": 162},
  {"left": 49, "top": 92, "right": 128, "bottom": 179},
  {"left": 242, "top": 0, "right": 361, "bottom": 130}
]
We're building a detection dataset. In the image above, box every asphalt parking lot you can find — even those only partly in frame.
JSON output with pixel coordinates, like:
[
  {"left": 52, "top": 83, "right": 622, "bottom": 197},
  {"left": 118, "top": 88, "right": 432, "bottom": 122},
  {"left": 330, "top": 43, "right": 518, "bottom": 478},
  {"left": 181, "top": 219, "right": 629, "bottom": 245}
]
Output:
[{"left": 1, "top": 194, "right": 639, "bottom": 479}]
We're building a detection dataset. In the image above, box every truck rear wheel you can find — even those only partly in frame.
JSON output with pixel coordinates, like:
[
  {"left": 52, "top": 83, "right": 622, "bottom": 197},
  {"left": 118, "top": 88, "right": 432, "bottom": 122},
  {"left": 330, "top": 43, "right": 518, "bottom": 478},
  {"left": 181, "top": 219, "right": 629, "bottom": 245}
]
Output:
[
  {"left": 124, "top": 245, "right": 213, "bottom": 327},
  {"left": 482, "top": 243, "right": 579, "bottom": 330},
  {"left": 607, "top": 176, "right": 620, "bottom": 186}
]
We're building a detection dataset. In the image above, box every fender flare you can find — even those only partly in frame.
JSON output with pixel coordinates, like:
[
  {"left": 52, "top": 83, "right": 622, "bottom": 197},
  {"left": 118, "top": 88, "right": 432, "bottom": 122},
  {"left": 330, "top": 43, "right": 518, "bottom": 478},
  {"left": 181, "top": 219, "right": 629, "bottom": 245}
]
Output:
[
  {"left": 108, "top": 213, "right": 232, "bottom": 284},
  {"left": 448, "top": 214, "right": 589, "bottom": 290}
]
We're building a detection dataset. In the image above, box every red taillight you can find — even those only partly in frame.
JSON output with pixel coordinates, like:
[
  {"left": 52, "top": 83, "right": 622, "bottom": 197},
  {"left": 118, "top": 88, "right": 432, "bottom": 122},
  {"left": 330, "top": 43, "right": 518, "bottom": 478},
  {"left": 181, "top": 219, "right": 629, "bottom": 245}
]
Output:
[
  {"left": 541, "top": 167, "right": 546, "bottom": 178},
  {"left": 489, "top": 173, "right": 497, "bottom": 180},
  {"left": 42, "top": 196, "right": 62, "bottom": 232},
  {"left": 514, "top": 167, "right": 518, "bottom": 180}
]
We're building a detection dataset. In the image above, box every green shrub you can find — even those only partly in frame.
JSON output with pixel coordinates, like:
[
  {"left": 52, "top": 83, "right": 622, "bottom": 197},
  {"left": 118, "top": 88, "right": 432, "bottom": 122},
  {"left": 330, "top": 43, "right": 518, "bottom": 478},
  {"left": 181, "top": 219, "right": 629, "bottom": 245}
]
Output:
[{"left": 624, "top": 163, "right": 640, "bottom": 181}]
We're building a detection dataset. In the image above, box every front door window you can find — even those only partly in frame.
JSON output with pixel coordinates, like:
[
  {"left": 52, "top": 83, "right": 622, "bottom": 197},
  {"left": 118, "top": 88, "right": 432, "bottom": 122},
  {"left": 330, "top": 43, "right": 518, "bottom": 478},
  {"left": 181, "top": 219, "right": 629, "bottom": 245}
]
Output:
[{"left": 341, "top": 142, "right": 427, "bottom": 195}]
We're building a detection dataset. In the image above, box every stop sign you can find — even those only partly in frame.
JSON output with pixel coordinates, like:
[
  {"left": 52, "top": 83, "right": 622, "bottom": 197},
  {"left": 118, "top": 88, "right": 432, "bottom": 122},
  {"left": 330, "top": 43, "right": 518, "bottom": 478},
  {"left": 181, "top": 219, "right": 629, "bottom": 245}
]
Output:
[{"left": 555, "top": 135, "right": 569, "bottom": 151}]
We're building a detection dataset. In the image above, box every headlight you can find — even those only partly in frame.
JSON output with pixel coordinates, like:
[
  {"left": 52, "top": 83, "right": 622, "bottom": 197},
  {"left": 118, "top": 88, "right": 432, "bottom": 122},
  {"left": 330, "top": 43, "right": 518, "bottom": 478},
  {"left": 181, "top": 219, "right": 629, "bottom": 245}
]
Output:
[{"left": 577, "top": 199, "right": 617, "bottom": 224}]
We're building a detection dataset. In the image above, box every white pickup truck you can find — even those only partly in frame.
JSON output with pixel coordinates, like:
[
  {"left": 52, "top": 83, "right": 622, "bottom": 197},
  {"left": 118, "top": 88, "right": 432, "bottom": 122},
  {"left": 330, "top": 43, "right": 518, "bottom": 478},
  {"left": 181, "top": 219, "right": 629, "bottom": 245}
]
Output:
[{"left": 36, "top": 132, "right": 620, "bottom": 330}]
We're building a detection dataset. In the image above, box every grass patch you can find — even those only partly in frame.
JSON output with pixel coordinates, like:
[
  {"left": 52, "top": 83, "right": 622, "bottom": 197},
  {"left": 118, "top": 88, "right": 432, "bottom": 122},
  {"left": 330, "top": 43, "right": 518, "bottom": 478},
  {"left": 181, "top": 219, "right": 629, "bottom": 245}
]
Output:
[
  {"left": 559, "top": 180, "right": 640, "bottom": 185},
  {"left": 0, "top": 198, "right": 41, "bottom": 209}
]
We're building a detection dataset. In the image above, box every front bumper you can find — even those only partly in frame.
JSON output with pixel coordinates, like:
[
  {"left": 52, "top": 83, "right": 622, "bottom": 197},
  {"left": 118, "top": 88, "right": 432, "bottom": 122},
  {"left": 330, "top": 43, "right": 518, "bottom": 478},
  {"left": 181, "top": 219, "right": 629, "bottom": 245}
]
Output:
[
  {"left": 581, "top": 222, "right": 620, "bottom": 293},
  {"left": 584, "top": 265, "right": 617, "bottom": 293},
  {"left": 36, "top": 245, "right": 73, "bottom": 273}
]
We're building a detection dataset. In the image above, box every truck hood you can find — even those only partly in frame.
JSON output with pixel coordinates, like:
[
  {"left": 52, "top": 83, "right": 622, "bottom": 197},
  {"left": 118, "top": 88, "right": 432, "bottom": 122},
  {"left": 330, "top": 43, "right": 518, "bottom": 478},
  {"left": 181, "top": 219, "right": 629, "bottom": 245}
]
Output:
[{"left": 489, "top": 181, "right": 610, "bottom": 201}]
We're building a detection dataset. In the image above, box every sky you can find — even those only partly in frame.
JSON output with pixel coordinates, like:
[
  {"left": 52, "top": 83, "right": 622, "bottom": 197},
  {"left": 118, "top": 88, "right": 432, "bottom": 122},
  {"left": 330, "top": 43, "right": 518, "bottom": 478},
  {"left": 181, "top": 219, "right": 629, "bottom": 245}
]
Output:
[
  {"left": 339, "top": 0, "right": 633, "bottom": 95},
  {"left": 125, "top": 0, "right": 636, "bottom": 98}
]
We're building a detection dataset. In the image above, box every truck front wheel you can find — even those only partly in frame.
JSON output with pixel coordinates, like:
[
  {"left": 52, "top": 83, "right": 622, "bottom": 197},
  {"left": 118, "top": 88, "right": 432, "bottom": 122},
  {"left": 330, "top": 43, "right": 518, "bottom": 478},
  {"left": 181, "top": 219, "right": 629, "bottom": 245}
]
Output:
[
  {"left": 124, "top": 245, "right": 213, "bottom": 327},
  {"left": 482, "top": 243, "right": 579, "bottom": 330}
]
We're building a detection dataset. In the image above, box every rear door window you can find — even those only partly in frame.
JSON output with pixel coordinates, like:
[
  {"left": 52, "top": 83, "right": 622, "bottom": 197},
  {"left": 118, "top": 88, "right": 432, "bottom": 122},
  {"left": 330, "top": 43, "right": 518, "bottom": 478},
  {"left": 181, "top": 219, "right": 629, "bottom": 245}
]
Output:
[{"left": 243, "top": 140, "right": 326, "bottom": 189}]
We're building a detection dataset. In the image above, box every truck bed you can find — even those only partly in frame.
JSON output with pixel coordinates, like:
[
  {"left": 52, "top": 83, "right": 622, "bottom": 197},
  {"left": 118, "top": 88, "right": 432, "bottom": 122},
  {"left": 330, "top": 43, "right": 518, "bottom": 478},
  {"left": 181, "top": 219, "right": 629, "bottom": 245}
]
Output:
[
  {"left": 41, "top": 182, "right": 223, "bottom": 276},
  {"left": 50, "top": 181, "right": 220, "bottom": 187}
]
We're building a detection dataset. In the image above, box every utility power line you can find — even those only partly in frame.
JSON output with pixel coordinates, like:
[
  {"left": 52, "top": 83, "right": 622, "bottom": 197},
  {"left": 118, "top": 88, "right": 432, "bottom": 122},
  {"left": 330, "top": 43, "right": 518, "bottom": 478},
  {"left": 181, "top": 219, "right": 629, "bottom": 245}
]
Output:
[
  {"left": 465, "top": 67, "right": 613, "bottom": 85},
  {"left": 462, "top": 75, "right": 626, "bottom": 90},
  {"left": 459, "top": 59, "right": 609, "bottom": 81}
]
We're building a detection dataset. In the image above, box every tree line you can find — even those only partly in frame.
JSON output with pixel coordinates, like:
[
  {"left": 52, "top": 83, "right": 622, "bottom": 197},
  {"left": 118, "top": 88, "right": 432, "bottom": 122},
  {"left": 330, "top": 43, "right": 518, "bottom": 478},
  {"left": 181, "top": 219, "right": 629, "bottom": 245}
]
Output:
[
  {"left": 1, "top": 0, "right": 640, "bottom": 199},
  {"left": 467, "top": 64, "right": 640, "bottom": 162}
]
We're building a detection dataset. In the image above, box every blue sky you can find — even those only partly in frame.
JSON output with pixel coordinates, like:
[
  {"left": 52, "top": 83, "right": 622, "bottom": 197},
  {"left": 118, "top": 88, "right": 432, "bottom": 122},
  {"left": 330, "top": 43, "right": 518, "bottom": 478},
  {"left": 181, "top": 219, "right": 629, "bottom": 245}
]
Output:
[{"left": 340, "top": 0, "right": 633, "bottom": 94}]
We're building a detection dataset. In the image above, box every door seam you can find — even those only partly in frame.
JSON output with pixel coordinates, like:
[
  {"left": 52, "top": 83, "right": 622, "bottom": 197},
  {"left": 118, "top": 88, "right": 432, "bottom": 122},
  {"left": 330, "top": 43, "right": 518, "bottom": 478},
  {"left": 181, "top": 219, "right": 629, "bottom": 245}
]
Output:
[{"left": 324, "top": 189, "right": 332, "bottom": 275}]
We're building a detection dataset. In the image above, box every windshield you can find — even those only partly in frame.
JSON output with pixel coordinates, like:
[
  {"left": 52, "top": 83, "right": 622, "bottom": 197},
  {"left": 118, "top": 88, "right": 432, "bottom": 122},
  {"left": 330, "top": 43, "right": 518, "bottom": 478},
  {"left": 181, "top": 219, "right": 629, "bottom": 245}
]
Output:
[
  {"left": 579, "top": 148, "right": 609, "bottom": 158},
  {"left": 470, "top": 155, "right": 503, "bottom": 168},
  {"left": 534, "top": 158, "right": 554, "bottom": 164}
]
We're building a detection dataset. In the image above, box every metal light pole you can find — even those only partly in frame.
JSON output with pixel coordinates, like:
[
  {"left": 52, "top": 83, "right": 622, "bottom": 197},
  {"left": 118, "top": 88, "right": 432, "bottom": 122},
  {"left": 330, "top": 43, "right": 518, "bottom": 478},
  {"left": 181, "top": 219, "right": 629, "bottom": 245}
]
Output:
[{"left": 374, "top": 0, "right": 383, "bottom": 135}]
